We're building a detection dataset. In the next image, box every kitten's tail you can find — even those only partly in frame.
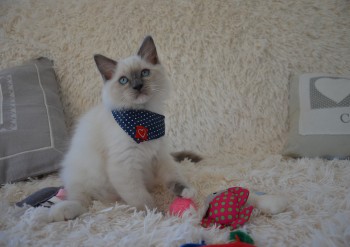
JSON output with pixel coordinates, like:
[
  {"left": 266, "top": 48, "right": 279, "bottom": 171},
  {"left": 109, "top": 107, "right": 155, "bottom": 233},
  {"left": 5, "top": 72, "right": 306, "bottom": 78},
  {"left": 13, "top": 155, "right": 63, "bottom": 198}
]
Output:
[{"left": 171, "top": 150, "right": 202, "bottom": 163}]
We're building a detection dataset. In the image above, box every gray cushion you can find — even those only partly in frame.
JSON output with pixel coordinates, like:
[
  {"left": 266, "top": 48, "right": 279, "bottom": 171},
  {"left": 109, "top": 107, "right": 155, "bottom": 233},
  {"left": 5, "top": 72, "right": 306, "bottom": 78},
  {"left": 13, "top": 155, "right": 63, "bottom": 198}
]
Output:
[
  {"left": 282, "top": 73, "right": 350, "bottom": 159},
  {"left": 0, "top": 57, "right": 67, "bottom": 184}
]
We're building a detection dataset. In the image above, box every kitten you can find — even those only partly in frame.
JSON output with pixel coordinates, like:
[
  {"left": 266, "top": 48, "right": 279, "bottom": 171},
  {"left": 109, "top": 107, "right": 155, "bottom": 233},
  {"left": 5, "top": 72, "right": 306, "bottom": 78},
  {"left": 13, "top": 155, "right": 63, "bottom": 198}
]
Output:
[{"left": 49, "top": 36, "right": 196, "bottom": 221}]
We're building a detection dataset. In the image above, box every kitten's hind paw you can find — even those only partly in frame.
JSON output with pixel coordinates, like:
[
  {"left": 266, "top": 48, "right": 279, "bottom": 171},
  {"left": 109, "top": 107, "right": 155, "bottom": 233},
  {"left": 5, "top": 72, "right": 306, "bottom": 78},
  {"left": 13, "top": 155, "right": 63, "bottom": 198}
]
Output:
[{"left": 49, "top": 201, "right": 87, "bottom": 221}]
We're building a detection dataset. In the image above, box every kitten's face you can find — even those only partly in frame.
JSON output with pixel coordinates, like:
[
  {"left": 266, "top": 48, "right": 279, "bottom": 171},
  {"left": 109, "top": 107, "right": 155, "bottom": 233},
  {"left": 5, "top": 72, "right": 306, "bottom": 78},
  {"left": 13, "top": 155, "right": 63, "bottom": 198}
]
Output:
[
  {"left": 94, "top": 36, "right": 169, "bottom": 109},
  {"left": 105, "top": 56, "right": 166, "bottom": 106}
]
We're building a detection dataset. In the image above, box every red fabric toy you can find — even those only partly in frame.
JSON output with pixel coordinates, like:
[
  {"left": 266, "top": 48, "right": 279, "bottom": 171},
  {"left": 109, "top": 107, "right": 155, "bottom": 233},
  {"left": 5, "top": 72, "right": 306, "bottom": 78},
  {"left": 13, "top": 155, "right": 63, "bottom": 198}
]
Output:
[{"left": 201, "top": 187, "right": 254, "bottom": 230}]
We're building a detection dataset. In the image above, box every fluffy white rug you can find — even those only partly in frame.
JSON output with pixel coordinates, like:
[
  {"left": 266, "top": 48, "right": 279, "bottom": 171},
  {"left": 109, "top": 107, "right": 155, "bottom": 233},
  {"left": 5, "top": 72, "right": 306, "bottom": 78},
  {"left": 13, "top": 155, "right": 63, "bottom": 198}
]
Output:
[{"left": 1, "top": 0, "right": 350, "bottom": 246}]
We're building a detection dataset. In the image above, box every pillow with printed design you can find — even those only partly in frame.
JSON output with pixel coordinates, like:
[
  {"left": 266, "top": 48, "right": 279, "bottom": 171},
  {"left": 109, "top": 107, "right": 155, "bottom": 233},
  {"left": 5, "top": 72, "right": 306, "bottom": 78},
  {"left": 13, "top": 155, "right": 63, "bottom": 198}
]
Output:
[
  {"left": 0, "top": 57, "right": 67, "bottom": 184},
  {"left": 282, "top": 73, "right": 350, "bottom": 159}
]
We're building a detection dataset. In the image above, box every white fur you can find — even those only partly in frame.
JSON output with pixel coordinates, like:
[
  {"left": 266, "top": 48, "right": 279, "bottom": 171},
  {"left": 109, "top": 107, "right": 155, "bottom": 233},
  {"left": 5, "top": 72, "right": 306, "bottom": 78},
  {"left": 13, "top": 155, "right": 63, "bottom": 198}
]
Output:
[{"left": 50, "top": 52, "right": 194, "bottom": 221}]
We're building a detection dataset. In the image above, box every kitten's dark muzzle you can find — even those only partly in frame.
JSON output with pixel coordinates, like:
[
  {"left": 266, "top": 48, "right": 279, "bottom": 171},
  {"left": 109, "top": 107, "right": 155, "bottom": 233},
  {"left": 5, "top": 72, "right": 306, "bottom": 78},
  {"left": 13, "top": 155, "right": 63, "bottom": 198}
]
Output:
[{"left": 132, "top": 79, "right": 143, "bottom": 91}]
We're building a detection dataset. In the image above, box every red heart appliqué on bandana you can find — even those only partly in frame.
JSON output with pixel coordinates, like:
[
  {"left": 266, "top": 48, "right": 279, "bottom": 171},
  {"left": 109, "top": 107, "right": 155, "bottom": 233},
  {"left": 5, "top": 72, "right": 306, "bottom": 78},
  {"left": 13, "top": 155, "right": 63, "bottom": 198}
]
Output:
[{"left": 135, "top": 125, "right": 148, "bottom": 141}]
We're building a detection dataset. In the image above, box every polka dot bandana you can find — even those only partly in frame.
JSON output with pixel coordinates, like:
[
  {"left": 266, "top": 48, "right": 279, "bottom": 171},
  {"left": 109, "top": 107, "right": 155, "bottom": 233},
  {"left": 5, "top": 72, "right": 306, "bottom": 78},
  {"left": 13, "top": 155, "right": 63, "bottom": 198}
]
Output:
[
  {"left": 111, "top": 109, "right": 165, "bottom": 144},
  {"left": 201, "top": 187, "right": 254, "bottom": 230}
]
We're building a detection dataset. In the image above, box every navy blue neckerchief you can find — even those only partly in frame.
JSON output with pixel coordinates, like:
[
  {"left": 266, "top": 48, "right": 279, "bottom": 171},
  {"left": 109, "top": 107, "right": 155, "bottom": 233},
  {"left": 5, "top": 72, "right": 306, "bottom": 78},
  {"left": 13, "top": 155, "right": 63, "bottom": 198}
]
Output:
[{"left": 111, "top": 109, "right": 165, "bottom": 144}]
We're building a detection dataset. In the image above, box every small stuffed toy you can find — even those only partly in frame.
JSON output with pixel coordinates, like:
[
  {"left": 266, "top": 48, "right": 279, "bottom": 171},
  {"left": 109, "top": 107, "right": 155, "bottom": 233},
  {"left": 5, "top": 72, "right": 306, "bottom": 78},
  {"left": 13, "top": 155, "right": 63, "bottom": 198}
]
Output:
[
  {"left": 201, "top": 187, "right": 254, "bottom": 230},
  {"left": 200, "top": 187, "right": 289, "bottom": 230}
]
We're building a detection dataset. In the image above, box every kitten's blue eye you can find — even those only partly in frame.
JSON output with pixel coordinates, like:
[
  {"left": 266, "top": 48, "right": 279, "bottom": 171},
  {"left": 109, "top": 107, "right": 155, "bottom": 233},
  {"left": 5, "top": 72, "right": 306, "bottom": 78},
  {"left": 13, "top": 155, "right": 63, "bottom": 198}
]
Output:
[
  {"left": 141, "top": 69, "right": 150, "bottom": 77},
  {"left": 119, "top": 76, "right": 129, "bottom": 85}
]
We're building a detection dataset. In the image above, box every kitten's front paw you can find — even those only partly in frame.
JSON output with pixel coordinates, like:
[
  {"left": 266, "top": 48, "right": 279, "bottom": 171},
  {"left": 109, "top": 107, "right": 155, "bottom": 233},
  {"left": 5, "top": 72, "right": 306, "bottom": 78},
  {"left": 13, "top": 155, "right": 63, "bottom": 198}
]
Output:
[
  {"left": 131, "top": 195, "right": 156, "bottom": 211},
  {"left": 181, "top": 187, "right": 197, "bottom": 199},
  {"left": 168, "top": 182, "right": 196, "bottom": 198},
  {"left": 49, "top": 201, "right": 87, "bottom": 221},
  {"left": 142, "top": 199, "right": 156, "bottom": 211}
]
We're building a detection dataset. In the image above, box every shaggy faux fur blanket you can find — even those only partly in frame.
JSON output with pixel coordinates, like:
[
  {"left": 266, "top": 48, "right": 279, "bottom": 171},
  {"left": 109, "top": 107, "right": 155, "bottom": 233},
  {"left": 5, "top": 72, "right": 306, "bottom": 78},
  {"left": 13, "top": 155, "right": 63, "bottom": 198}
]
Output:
[{"left": 1, "top": 0, "right": 350, "bottom": 246}]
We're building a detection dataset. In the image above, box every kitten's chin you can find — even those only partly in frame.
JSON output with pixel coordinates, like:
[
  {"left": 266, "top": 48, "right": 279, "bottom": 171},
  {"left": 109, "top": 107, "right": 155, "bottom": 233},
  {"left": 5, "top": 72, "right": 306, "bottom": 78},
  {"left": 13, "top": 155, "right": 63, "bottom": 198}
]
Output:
[{"left": 133, "top": 93, "right": 150, "bottom": 105}]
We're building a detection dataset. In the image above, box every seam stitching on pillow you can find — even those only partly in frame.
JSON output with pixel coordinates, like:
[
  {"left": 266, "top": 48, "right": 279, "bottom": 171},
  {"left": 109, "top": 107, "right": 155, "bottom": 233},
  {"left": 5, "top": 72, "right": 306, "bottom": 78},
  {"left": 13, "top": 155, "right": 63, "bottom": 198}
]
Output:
[
  {"left": 34, "top": 63, "right": 54, "bottom": 148},
  {"left": 0, "top": 63, "right": 60, "bottom": 161},
  {"left": 0, "top": 147, "right": 53, "bottom": 160},
  {"left": 53, "top": 147, "right": 64, "bottom": 154},
  {"left": 0, "top": 83, "right": 3, "bottom": 125}
]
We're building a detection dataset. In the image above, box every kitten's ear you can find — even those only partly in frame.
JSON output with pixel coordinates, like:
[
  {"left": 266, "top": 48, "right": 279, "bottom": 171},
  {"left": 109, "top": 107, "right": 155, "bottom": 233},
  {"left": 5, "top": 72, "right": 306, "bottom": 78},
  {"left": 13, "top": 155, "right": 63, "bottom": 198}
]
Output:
[
  {"left": 94, "top": 54, "right": 117, "bottom": 81},
  {"left": 137, "top": 36, "right": 159, "bottom": 65}
]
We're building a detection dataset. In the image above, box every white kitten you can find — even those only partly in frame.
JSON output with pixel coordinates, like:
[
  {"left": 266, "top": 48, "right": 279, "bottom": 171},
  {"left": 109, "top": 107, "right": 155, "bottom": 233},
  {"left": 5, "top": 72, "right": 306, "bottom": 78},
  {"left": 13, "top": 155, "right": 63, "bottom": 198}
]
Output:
[{"left": 49, "top": 36, "right": 196, "bottom": 221}]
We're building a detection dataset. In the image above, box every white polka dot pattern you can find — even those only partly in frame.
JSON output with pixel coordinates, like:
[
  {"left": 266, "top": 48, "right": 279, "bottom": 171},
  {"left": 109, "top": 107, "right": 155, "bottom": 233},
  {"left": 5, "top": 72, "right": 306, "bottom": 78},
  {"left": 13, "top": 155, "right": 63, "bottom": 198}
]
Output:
[{"left": 111, "top": 109, "right": 165, "bottom": 143}]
